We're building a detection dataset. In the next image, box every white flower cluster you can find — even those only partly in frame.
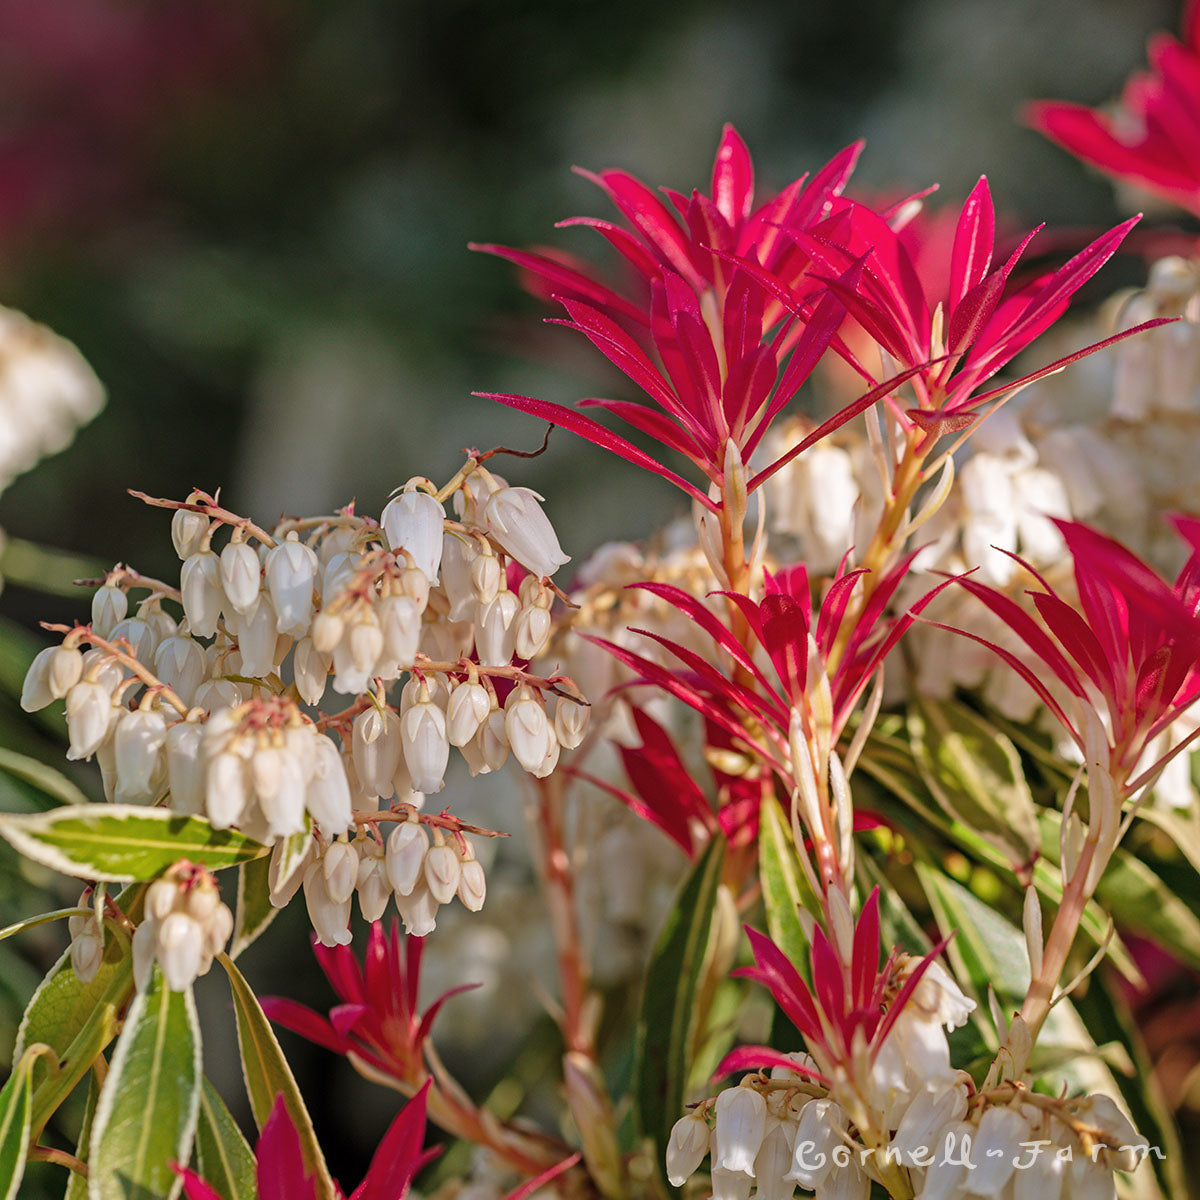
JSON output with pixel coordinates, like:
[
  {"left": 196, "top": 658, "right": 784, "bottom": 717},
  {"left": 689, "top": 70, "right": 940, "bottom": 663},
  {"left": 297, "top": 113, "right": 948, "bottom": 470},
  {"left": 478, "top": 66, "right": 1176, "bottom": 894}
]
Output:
[
  {"left": 21, "top": 463, "right": 587, "bottom": 951},
  {"left": 130, "top": 863, "right": 233, "bottom": 993},
  {"left": 293, "top": 819, "right": 488, "bottom": 946},
  {"left": 0, "top": 304, "right": 105, "bottom": 496}
]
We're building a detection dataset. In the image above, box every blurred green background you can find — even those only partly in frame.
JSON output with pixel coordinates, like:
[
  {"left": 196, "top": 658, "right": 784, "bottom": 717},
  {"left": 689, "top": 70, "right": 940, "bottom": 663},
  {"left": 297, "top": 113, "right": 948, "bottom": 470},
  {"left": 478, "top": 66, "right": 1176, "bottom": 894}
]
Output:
[{"left": 0, "top": 0, "right": 1181, "bottom": 1193}]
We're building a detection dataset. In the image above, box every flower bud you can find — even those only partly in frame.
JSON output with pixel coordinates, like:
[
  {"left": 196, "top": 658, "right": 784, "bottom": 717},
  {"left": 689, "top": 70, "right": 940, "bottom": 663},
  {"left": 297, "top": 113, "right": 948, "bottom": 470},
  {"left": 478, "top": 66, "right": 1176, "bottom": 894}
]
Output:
[
  {"left": 470, "top": 551, "right": 501, "bottom": 604},
  {"left": 401, "top": 688, "right": 449, "bottom": 793},
  {"left": 666, "top": 1112, "right": 710, "bottom": 1186},
  {"left": 220, "top": 540, "right": 262, "bottom": 614},
  {"left": 484, "top": 486, "right": 570, "bottom": 578},
  {"left": 311, "top": 610, "right": 344, "bottom": 655},
  {"left": 171, "top": 501, "right": 209, "bottom": 561},
  {"left": 447, "top": 679, "right": 491, "bottom": 746},
  {"left": 385, "top": 820, "right": 428, "bottom": 895},
  {"left": 382, "top": 490, "right": 445, "bottom": 583},
  {"left": 91, "top": 583, "right": 128, "bottom": 638},
  {"left": 505, "top": 684, "right": 551, "bottom": 774},
  {"left": 71, "top": 928, "right": 104, "bottom": 985},
  {"left": 181, "top": 551, "right": 224, "bottom": 639},
  {"left": 457, "top": 856, "right": 486, "bottom": 911},
  {"left": 266, "top": 535, "right": 319, "bottom": 638},
  {"left": 554, "top": 699, "right": 589, "bottom": 750},
  {"left": 712, "top": 1086, "right": 767, "bottom": 1175},
  {"left": 424, "top": 840, "right": 461, "bottom": 904}
]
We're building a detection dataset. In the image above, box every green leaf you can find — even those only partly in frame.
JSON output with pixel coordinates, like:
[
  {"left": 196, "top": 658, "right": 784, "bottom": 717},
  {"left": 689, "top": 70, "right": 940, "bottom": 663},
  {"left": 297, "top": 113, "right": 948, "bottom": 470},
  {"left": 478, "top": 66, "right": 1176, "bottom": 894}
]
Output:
[
  {"left": 65, "top": 1069, "right": 101, "bottom": 1200},
  {"left": 18, "top": 931, "right": 135, "bottom": 1137},
  {"left": 0, "top": 907, "right": 90, "bottom": 944},
  {"left": 633, "top": 835, "right": 725, "bottom": 1194},
  {"left": 909, "top": 699, "right": 1040, "bottom": 868},
  {"left": 195, "top": 1078, "right": 258, "bottom": 1200},
  {"left": 0, "top": 805, "right": 267, "bottom": 882},
  {"left": 230, "top": 857, "right": 279, "bottom": 960},
  {"left": 219, "top": 953, "right": 335, "bottom": 1200},
  {"left": 758, "top": 799, "right": 814, "bottom": 976},
  {"left": 0, "top": 1044, "right": 43, "bottom": 1200},
  {"left": 88, "top": 966, "right": 201, "bottom": 1200},
  {"left": 0, "top": 748, "right": 89, "bottom": 809}
]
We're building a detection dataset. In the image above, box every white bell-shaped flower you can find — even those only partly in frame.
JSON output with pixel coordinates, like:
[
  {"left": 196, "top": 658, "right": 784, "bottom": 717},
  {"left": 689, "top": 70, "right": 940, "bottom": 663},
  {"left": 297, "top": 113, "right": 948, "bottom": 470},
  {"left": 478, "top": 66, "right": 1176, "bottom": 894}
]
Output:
[
  {"left": 554, "top": 699, "right": 589, "bottom": 750},
  {"left": 666, "top": 1112, "right": 710, "bottom": 1187},
  {"left": 109, "top": 616, "right": 158, "bottom": 665},
  {"left": 306, "top": 734, "right": 352, "bottom": 835},
  {"left": 395, "top": 877, "right": 439, "bottom": 937},
  {"left": 401, "top": 688, "right": 449, "bottom": 793},
  {"left": 293, "top": 636, "right": 331, "bottom": 706},
  {"left": 180, "top": 550, "right": 224, "bottom": 639},
  {"left": 47, "top": 645, "right": 83, "bottom": 700},
  {"left": 352, "top": 706, "right": 404, "bottom": 799},
  {"left": 303, "top": 861, "right": 352, "bottom": 946},
  {"left": 1076, "top": 1094, "right": 1147, "bottom": 1172},
  {"left": 382, "top": 490, "right": 445, "bottom": 583},
  {"left": 505, "top": 684, "right": 552, "bottom": 773},
  {"left": 969, "top": 1105, "right": 1028, "bottom": 1195},
  {"left": 65, "top": 679, "right": 118, "bottom": 761},
  {"left": 311, "top": 610, "right": 344, "bottom": 655},
  {"left": 753, "top": 1122, "right": 796, "bottom": 1200},
  {"left": 322, "top": 840, "right": 359, "bottom": 905},
  {"left": 476, "top": 706, "right": 509, "bottom": 771},
  {"left": 91, "top": 583, "right": 128, "bottom": 638},
  {"left": 114, "top": 707, "right": 168, "bottom": 803},
  {"left": 20, "top": 646, "right": 57, "bottom": 712},
  {"left": 440, "top": 533, "right": 477, "bottom": 621},
  {"left": 904, "top": 956, "right": 977, "bottom": 1030},
  {"left": 157, "top": 912, "right": 205, "bottom": 992},
  {"left": 470, "top": 552, "right": 501, "bottom": 604},
  {"left": 238, "top": 594, "right": 280, "bottom": 679},
  {"left": 475, "top": 590, "right": 519, "bottom": 667},
  {"left": 378, "top": 595, "right": 422, "bottom": 669},
  {"left": 205, "top": 751, "right": 249, "bottom": 829},
  {"left": 154, "top": 635, "right": 205, "bottom": 707},
  {"left": 166, "top": 720, "right": 206, "bottom": 815},
  {"left": 918, "top": 1121, "right": 974, "bottom": 1200},
  {"left": 710, "top": 1168, "right": 752, "bottom": 1200},
  {"left": 220, "top": 540, "right": 262, "bottom": 614},
  {"left": 785, "top": 1099, "right": 844, "bottom": 1188},
  {"left": 266, "top": 534, "right": 319, "bottom": 638},
  {"left": 69, "top": 916, "right": 104, "bottom": 984},
  {"left": 356, "top": 838, "right": 391, "bottom": 921},
  {"left": 484, "top": 486, "right": 570, "bottom": 578},
  {"left": 890, "top": 1079, "right": 967, "bottom": 1166},
  {"left": 712, "top": 1086, "right": 767, "bottom": 1176},
  {"left": 385, "top": 820, "right": 428, "bottom": 895},
  {"left": 514, "top": 603, "right": 552, "bottom": 661}
]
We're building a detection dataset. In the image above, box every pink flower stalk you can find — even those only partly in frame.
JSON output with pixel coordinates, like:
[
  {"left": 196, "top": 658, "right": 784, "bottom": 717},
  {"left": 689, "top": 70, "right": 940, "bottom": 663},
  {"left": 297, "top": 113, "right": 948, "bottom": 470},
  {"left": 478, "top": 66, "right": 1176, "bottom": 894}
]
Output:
[
  {"left": 262, "top": 922, "right": 476, "bottom": 1085},
  {"left": 176, "top": 1081, "right": 435, "bottom": 1200},
  {"left": 475, "top": 127, "right": 922, "bottom": 506},
  {"left": 1028, "top": 1, "right": 1200, "bottom": 218},
  {"left": 716, "top": 891, "right": 949, "bottom": 1081},
  {"left": 947, "top": 517, "right": 1200, "bottom": 783}
]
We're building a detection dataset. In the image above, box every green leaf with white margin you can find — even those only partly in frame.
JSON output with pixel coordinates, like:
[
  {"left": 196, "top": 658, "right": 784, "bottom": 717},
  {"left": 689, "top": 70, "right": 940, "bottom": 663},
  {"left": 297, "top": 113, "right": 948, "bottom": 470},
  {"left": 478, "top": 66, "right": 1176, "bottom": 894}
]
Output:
[
  {"left": 88, "top": 965, "right": 200, "bottom": 1200},
  {"left": 195, "top": 1077, "right": 258, "bottom": 1200},
  {"left": 758, "top": 798, "right": 815, "bottom": 978},
  {"left": 65, "top": 1069, "right": 101, "bottom": 1200},
  {"left": 219, "top": 952, "right": 335, "bottom": 1200},
  {"left": 0, "top": 747, "right": 89, "bottom": 809},
  {"left": 19, "top": 937, "right": 135, "bottom": 1137},
  {"left": 633, "top": 835, "right": 725, "bottom": 1195},
  {"left": 230, "top": 855, "right": 280, "bottom": 960},
  {"left": 0, "top": 805, "right": 268, "bottom": 882},
  {"left": 0, "top": 1043, "right": 50, "bottom": 1200}
]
